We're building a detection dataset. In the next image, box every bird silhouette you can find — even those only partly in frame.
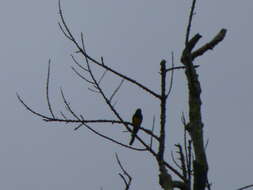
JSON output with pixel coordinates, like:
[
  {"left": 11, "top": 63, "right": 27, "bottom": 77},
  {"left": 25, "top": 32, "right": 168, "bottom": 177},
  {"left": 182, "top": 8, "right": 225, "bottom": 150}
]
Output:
[{"left": 129, "top": 108, "right": 143, "bottom": 145}]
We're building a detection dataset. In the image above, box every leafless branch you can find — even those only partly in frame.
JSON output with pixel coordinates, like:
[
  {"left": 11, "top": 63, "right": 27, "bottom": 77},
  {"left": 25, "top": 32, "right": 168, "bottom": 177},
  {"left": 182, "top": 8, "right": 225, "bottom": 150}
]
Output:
[
  {"left": 58, "top": 21, "right": 72, "bottom": 41},
  {"left": 19, "top": 93, "right": 130, "bottom": 151},
  {"left": 171, "top": 151, "right": 182, "bottom": 170},
  {"left": 185, "top": 0, "right": 197, "bottom": 45},
  {"left": 43, "top": 118, "right": 130, "bottom": 125},
  {"left": 42, "top": 115, "right": 160, "bottom": 142},
  {"left": 237, "top": 184, "right": 253, "bottom": 190},
  {"left": 71, "top": 54, "right": 89, "bottom": 72},
  {"left": 81, "top": 49, "right": 184, "bottom": 180},
  {"left": 88, "top": 87, "right": 100, "bottom": 93},
  {"left": 77, "top": 118, "right": 145, "bottom": 151},
  {"left": 60, "top": 111, "right": 67, "bottom": 120},
  {"left": 157, "top": 60, "right": 167, "bottom": 162},
  {"left": 57, "top": 0, "right": 161, "bottom": 99},
  {"left": 149, "top": 116, "right": 156, "bottom": 147},
  {"left": 17, "top": 93, "right": 51, "bottom": 120},
  {"left": 187, "top": 140, "right": 192, "bottom": 184},
  {"left": 79, "top": 28, "right": 159, "bottom": 157},
  {"left": 46, "top": 60, "right": 56, "bottom": 118},
  {"left": 191, "top": 29, "right": 227, "bottom": 60},
  {"left": 175, "top": 144, "right": 187, "bottom": 180},
  {"left": 109, "top": 79, "right": 124, "bottom": 102},
  {"left": 165, "top": 65, "right": 199, "bottom": 72},
  {"left": 80, "top": 32, "right": 86, "bottom": 51},
  {"left": 163, "top": 160, "right": 186, "bottom": 182},
  {"left": 58, "top": 9, "right": 161, "bottom": 160},
  {"left": 100, "top": 56, "right": 105, "bottom": 65},
  {"left": 166, "top": 52, "right": 174, "bottom": 97},
  {"left": 140, "top": 126, "right": 159, "bottom": 141},
  {"left": 60, "top": 88, "right": 80, "bottom": 120},
  {"left": 115, "top": 153, "right": 132, "bottom": 190},
  {"left": 98, "top": 70, "right": 108, "bottom": 85},
  {"left": 71, "top": 66, "right": 94, "bottom": 84},
  {"left": 181, "top": 113, "right": 190, "bottom": 180},
  {"left": 182, "top": 34, "right": 202, "bottom": 63}
]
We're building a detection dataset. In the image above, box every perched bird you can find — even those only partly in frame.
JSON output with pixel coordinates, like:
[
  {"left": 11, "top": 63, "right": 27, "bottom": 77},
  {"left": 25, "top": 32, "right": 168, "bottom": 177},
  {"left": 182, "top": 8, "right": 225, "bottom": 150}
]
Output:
[{"left": 129, "top": 108, "right": 143, "bottom": 145}]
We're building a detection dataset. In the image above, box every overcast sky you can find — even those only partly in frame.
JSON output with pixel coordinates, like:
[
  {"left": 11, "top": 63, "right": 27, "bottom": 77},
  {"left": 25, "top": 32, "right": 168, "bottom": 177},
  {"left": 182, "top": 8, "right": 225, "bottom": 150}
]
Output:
[{"left": 1, "top": 0, "right": 252, "bottom": 189}]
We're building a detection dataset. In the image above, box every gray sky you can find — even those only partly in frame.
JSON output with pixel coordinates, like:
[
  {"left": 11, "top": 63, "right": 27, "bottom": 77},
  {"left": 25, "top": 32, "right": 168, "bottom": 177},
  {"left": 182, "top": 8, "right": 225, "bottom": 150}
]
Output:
[{"left": 1, "top": 0, "right": 252, "bottom": 189}]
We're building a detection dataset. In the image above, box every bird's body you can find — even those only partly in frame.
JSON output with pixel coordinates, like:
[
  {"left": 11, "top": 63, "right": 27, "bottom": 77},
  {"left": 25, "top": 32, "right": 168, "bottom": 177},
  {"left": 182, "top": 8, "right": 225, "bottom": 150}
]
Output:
[{"left": 129, "top": 108, "right": 143, "bottom": 145}]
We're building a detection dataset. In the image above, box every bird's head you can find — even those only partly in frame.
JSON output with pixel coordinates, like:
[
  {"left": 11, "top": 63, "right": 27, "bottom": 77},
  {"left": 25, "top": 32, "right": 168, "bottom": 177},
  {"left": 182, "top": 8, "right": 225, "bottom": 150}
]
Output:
[{"left": 136, "top": 108, "right": 142, "bottom": 114}]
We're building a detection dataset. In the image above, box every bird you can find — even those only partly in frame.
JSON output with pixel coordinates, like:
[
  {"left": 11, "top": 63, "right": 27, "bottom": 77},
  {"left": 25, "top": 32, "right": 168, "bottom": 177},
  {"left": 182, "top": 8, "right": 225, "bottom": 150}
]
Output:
[{"left": 129, "top": 108, "right": 143, "bottom": 145}]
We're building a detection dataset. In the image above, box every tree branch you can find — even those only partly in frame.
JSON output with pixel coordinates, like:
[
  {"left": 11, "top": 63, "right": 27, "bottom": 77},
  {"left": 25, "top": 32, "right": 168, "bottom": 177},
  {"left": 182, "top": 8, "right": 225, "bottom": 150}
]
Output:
[
  {"left": 185, "top": 0, "right": 197, "bottom": 45},
  {"left": 237, "top": 184, "right": 253, "bottom": 190},
  {"left": 115, "top": 153, "right": 132, "bottom": 190},
  {"left": 191, "top": 29, "right": 227, "bottom": 60},
  {"left": 57, "top": 0, "right": 161, "bottom": 99}
]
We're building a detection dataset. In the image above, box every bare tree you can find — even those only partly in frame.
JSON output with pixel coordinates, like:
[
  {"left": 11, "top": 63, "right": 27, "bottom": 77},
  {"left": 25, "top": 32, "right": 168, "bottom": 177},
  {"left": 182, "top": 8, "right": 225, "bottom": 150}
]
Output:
[{"left": 17, "top": 0, "right": 234, "bottom": 190}]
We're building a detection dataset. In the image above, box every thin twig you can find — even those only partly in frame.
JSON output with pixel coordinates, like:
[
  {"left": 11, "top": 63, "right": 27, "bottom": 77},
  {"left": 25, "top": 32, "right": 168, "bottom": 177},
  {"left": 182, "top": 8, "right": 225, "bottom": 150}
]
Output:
[
  {"left": 115, "top": 153, "right": 132, "bottom": 190},
  {"left": 166, "top": 52, "right": 174, "bottom": 97},
  {"left": 60, "top": 111, "right": 67, "bottom": 120},
  {"left": 237, "top": 184, "right": 253, "bottom": 190},
  {"left": 78, "top": 121, "right": 146, "bottom": 151},
  {"left": 181, "top": 112, "right": 189, "bottom": 179},
  {"left": 58, "top": 0, "right": 161, "bottom": 99},
  {"left": 101, "top": 56, "right": 104, "bottom": 65},
  {"left": 43, "top": 118, "right": 130, "bottom": 124},
  {"left": 163, "top": 161, "right": 186, "bottom": 181},
  {"left": 60, "top": 88, "right": 80, "bottom": 120},
  {"left": 80, "top": 32, "right": 85, "bottom": 51},
  {"left": 165, "top": 65, "right": 199, "bottom": 72},
  {"left": 70, "top": 54, "right": 88, "bottom": 72},
  {"left": 98, "top": 70, "right": 108, "bottom": 85},
  {"left": 46, "top": 60, "right": 55, "bottom": 118},
  {"left": 71, "top": 66, "right": 94, "bottom": 84},
  {"left": 185, "top": 0, "right": 197, "bottom": 45},
  {"left": 17, "top": 93, "right": 51, "bottom": 120},
  {"left": 150, "top": 116, "right": 156, "bottom": 147},
  {"left": 171, "top": 151, "right": 182, "bottom": 170},
  {"left": 71, "top": 54, "right": 89, "bottom": 72},
  {"left": 175, "top": 144, "right": 187, "bottom": 180},
  {"left": 109, "top": 79, "right": 124, "bottom": 102},
  {"left": 58, "top": 22, "right": 72, "bottom": 40},
  {"left": 88, "top": 87, "right": 100, "bottom": 93}
]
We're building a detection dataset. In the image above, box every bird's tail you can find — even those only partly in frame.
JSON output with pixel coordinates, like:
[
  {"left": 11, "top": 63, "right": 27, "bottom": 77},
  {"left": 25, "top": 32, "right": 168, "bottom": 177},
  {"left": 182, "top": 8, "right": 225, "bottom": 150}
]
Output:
[{"left": 129, "top": 134, "right": 136, "bottom": 145}]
